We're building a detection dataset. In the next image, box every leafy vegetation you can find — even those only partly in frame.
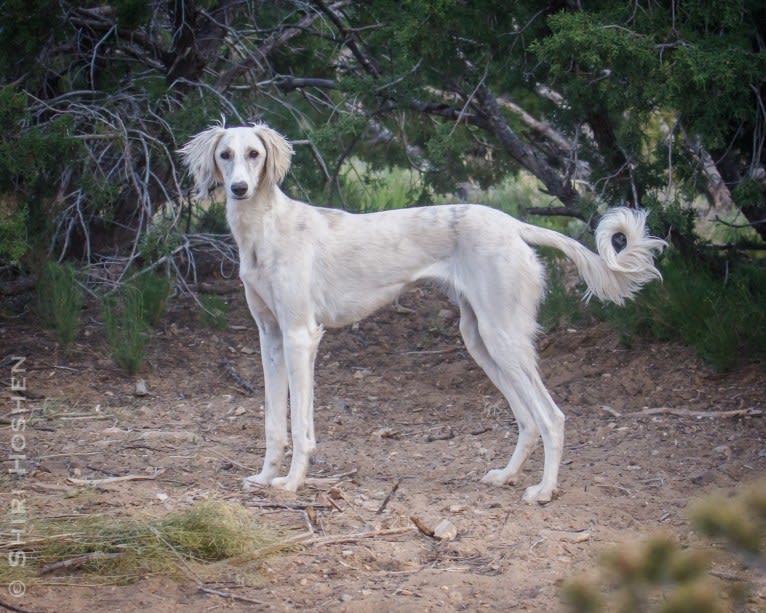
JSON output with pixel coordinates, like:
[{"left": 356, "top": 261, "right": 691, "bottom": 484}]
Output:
[
  {"left": 601, "top": 256, "right": 766, "bottom": 371},
  {"left": 0, "top": 1, "right": 762, "bottom": 373},
  {"left": 102, "top": 286, "right": 148, "bottom": 375},
  {"left": 36, "top": 261, "right": 84, "bottom": 348},
  {"left": 197, "top": 294, "right": 228, "bottom": 331},
  {"left": 562, "top": 480, "right": 766, "bottom": 612}
]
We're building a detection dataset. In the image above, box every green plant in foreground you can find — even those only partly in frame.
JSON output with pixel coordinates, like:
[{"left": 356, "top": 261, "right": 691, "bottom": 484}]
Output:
[
  {"left": 562, "top": 481, "right": 766, "bottom": 613},
  {"left": 132, "top": 271, "right": 172, "bottom": 326},
  {"left": 36, "top": 261, "right": 84, "bottom": 347},
  {"left": 599, "top": 255, "right": 766, "bottom": 370},
  {"left": 198, "top": 293, "right": 228, "bottom": 330},
  {"left": 103, "top": 285, "right": 147, "bottom": 374}
]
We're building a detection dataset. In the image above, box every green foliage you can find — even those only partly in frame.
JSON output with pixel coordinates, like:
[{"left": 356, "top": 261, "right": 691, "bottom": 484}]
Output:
[
  {"left": 339, "top": 159, "right": 426, "bottom": 212},
  {"left": 0, "top": 200, "right": 27, "bottom": 262},
  {"left": 36, "top": 261, "right": 84, "bottom": 347},
  {"left": 563, "top": 481, "right": 766, "bottom": 613},
  {"left": 601, "top": 255, "right": 766, "bottom": 370},
  {"left": 101, "top": 269, "right": 173, "bottom": 373},
  {"left": 198, "top": 294, "right": 227, "bottom": 330},
  {"left": 538, "top": 254, "right": 590, "bottom": 333},
  {"left": 103, "top": 285, "right": 148, "bottom": 375},
  {"left": 132, "top": 271, "right": 172, "bottom": 327},
  {"left": 692, "top": 483, "right": 766, "bottom": 558},
  {"left": 139, "top": 218, "right": 183, "bottom": 262},
  {"left": 194, "top": 201, "right": 228, "bottom": 234}
]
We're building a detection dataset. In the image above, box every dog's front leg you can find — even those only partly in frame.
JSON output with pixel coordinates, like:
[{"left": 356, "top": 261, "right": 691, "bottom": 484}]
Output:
[
  {"left": 241, "top": 288, "right": 289, "bottom": 489},
  {"left": 270, "top": 325, "right": 323, "bottom": 492}
]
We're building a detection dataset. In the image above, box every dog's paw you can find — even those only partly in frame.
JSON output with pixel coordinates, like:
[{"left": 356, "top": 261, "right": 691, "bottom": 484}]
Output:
[
  {"left": 522, "top": 483, "right": 556, "bottom": 505},
  {"left": 242, "top": 473, "right": 273, "bottom": 489},
  {"left": 270, "top": 475, "right": 301, "bottom": 492},
  {"left": 481, "top": 468, "right": 510, "bottom": 487}
]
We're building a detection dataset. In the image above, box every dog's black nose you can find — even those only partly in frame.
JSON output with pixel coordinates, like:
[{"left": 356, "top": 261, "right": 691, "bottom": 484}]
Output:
[
  {"left": 611, "top": 232, "right": 627, "bottom": 253},
  {"left": 231, "top": 181, "right": 248, "bottom": 197}
]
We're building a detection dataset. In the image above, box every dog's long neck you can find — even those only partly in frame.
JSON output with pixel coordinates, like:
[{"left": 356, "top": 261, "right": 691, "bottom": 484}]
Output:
[{"left": 226, "top": 186, "right": 286, "bottom": 252}]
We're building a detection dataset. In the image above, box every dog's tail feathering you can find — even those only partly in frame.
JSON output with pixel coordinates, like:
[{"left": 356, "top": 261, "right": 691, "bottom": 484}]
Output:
[{"left": 519, "top": 207, "right": 667, "bottom": 305}]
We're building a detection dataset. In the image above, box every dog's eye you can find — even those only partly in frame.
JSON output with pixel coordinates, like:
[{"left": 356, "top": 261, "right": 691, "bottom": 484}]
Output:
[
  {"left": 248, "top": 150, "right": 259, "bottom": 159},
  {"left": 220, "top": 151, "right": 231, "bottom": 160}
]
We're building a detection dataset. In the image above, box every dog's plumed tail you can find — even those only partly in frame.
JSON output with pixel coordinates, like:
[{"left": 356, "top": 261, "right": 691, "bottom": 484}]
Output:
[{"left": 519, "top": 207, "right": 667, "bottom": 305}]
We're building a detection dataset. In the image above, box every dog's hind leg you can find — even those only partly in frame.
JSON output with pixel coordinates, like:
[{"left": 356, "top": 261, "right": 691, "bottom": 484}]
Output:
[
  {"left": 479, "top": 324, "right": 565, "bottom": 504},
  {"left": 458, "top": 298, "right": 540, "bottom": 487},
  {"left": 271, "top": 324, "right": 323, "bottom": 492}
]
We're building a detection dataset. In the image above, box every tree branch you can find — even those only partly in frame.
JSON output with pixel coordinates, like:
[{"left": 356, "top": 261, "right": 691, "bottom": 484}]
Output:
[{"left": 473, "top": 84, "right": 580, "bottom": 208}]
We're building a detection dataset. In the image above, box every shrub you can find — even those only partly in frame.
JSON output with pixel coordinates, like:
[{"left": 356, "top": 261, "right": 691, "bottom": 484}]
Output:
[
  {"left": 103, "top": 285, "right": 147, "bottom": 375},
  {"left": 538, "top": 252, "right": 590, "bottom": 332},
  {"left": 198, "top": 294, "right": 227, "bottom": 330},
  {"left": 132, "top": 271, "right": 172, "bottom": 327},
  {"left": 36, "top": 261, "right": 84, "bottom": 347},
  {"left": 599, "top": 256, "right": 766, "bottom": 370},
  {"left": 562, "top": 481, "right": 766, "bottom": 613}
]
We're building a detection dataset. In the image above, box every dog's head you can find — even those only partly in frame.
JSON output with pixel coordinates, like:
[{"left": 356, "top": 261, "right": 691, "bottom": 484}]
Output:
[{"left": 179, "top": 123, "right": 293, "bottom": 201}]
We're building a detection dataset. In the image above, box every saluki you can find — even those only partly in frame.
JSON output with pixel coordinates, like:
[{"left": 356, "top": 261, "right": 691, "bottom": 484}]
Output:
[{"left": 180, "top": 123, "right": 665, "bottom": 503}]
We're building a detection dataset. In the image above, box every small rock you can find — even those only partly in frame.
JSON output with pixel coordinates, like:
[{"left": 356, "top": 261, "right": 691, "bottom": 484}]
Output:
[
  {"left": 437, "top": 308, "right": 456, "bottom": 320},
  {"left": 433, "top": 518, "right": 458, "bottom": 541},
  {"left": 134, "top": 379, "right": 148, "bottom": 396},
  {"left": 233, "top": 406, "right": 247, "bottom": 416},
  {"left": 240, "top": 346, "right": 257, "bottom": 355},
  {"left": 370, "top": 427, "right": 397, "bottom": 440}
]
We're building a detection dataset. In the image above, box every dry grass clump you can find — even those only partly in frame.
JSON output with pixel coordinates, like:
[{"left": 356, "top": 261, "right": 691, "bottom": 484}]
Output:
[{"left": 0, "top": 500, "right": 278, "bottom": 586}]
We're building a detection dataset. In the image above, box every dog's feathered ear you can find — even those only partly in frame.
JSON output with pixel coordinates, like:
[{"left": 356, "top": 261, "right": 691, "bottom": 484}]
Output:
[
  {"left": 254, "top": 125, "right": 293, "bottom": 186},
  {"left": 178, "top": 126, "right": 226, "bottom": 199}
]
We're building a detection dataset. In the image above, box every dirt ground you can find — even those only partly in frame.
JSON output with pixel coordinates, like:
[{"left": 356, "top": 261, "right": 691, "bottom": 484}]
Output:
[{"left": 2, "top": 282, "right": 765, "bottom": 612}]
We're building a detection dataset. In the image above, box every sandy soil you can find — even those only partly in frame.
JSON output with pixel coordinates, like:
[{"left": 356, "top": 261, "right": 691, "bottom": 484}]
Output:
[{"left": 1, "top": 283, "right": 764, "bottom": 612}]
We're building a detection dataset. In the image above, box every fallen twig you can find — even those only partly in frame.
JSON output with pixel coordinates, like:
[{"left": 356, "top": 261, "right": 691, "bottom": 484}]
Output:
[
  {"left": 0, "top": 597, "right": 43, "bottom": 613},
  {"left": 38, "top": 552, "right": 124, "bottom": 575},
  {"left": 399, "top": 346, "right": 460, "bottom": 356},
  {"left": 376, "top": 478, "right": 401, "bottom": 514},
  {"left": 635, "top": 407, "right": 762, "bottom": 419},
  {"left": 221, "top": 360, "right": 258, "bottom": 395},
  {"left": 410, "top": 515, "right": 435, "bottom": 538},
  {"left": 198, "top": 586, "right": 270, "bottom": 606},
  {"left": 538, "top": 528, "right": 591, "bottom": 543},
  {"left": 67, "top": 474, "right": 157, "bottom": 486},
  {"left": 302, "top": 526, "right": 415, "bottom": 547}
]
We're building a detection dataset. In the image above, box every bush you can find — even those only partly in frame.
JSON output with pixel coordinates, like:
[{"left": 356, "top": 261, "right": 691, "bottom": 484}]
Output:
[
  {"left": 538, "top": 252, "right": 590, "bottom": 332},
  {"left": 132, "top": 271, "right": 172, "bottom": 327},
  {"left": 600, "top": 256, "right": 766, "bottom": 370},
  {"left": 102, "top": 285, "right": 147, "bottom": 375},
  {"left": 198, "top": 294, "right": 227, "bottom": 330},
  {"left": 36, "top": 261, "right": 84, "bottom": 347},
  {"left": 562, "top": 481, "right": 766, "bottom": 613}
]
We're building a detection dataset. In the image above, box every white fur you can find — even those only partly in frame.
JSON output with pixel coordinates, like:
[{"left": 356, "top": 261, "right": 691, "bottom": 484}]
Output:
[{"left": 180, "top": 124, "right": 666, "bottom": 504}]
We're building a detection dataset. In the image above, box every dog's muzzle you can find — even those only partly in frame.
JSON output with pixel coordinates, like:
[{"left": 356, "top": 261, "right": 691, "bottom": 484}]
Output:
[{"left": 230, "top": 181, "right": 249, "bottom": 198}]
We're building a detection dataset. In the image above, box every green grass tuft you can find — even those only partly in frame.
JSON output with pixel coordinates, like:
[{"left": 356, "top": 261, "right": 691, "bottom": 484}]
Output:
[
  {"left": 103, "top": 285, "right": 148, "bottom": 375},
  {"left": 36, "top": 261, "right": 84, "bottom": 347},
  {"left": 198, "top": 294, "right": 228, "bottom": 330}
]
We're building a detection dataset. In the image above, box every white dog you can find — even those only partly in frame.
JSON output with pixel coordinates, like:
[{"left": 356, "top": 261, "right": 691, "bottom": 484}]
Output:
[{"left": 180, "top": 123, "right": 665, "bottom": 503}]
